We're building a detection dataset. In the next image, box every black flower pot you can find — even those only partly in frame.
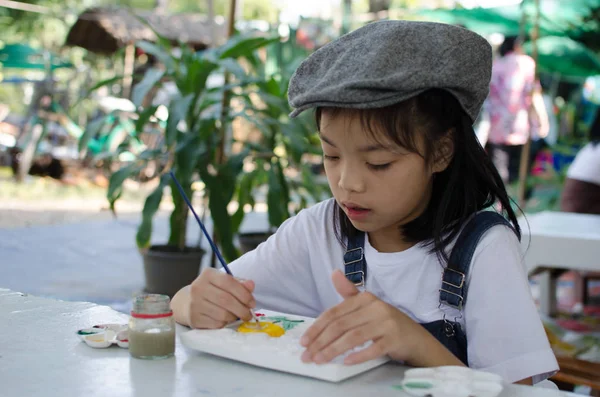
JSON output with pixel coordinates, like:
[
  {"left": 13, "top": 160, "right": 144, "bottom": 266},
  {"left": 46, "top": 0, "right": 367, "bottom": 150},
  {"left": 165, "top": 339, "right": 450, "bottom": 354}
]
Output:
[
  {"left": 238, "top": 232, "right": 273, "bottom": 254},
  {"left": 142, "top": 245, "right": 204, "bottom": 297}
]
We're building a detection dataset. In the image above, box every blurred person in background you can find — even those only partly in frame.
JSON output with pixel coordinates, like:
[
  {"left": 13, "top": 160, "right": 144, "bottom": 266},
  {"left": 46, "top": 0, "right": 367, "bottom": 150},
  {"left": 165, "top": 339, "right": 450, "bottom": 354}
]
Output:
[
  {"left": 486, "top": 36, "right": 549, "bottom": 184},
  {"left": 560, "top": 107, "right": 600, "bottom": 214}
]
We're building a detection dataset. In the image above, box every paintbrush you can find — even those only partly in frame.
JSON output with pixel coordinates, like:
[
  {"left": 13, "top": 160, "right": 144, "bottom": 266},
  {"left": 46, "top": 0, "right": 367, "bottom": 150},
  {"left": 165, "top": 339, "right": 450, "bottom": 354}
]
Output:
[{"left": 168, "top": 171, "right": 262, "bottom": 328}]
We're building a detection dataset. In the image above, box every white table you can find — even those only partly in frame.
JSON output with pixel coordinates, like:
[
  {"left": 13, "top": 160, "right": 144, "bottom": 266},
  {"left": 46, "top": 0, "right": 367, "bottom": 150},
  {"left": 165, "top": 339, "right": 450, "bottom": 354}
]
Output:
[
  {"left": 519, "top": 211, "right": 600, "bottom": 316},
  {"left": 0, "top": 289, "right": 572, "bottom": 397}
]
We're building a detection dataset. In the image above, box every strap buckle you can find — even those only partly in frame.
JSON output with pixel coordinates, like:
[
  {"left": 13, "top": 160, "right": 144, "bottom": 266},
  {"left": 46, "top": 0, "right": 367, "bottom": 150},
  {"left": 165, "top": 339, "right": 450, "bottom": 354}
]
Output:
[
  {"left": 442, "top": 268, "right": 465, "bottom": 289},
  {"left": 345, "top": 270, "right": 365, "bottom": 287},
  {"left": 344, "top": 247, "right": 364, "bottom": 265},
  {"left": 344, "top": 246, "right": 365, "bottom": 287},
  {"left": 439, "top": 289, "right": 464, "bottom": 310}
]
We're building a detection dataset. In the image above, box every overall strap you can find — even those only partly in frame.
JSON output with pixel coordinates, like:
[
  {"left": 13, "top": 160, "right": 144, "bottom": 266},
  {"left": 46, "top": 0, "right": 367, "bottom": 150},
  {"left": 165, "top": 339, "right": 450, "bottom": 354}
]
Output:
[
  {"left": 344, "top": 232, "right": 367, "bottom": 287},
  {"left": 439, "top": 211, "right": 515, "bottom": 310}
]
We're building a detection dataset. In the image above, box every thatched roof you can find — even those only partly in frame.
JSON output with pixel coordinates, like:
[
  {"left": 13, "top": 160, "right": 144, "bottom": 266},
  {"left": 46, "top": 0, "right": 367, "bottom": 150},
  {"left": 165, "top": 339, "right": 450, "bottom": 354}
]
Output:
[{"left": 65, "top": 7, "right": 227, "bottom": 55}]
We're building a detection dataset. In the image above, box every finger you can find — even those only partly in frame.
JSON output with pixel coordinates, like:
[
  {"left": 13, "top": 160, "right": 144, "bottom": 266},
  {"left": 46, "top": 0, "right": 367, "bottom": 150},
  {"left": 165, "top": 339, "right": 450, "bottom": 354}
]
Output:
[
  {"left": 332, "top": 269, "right": 360, "bottom": 299},
  {"left": 239, "top": 279, "right": 256, "bottom": 297},
  {"left": 301, "top": 292, "right": 375, "bottom": 348},
  {"left": 343, "top": 339, "right": 387, "bottom": 365},
  {"left": 197, "top": 296, "right": 240, "bottom": 324},
  {"left": 310, "top": 323, "right": 380, "bottom": 364},
  {"left": 203, "top": 283, "right": 253, "bottom": 322},
  {"left": 189, "top": 312, "right": 228, "bottom": 329},
  {"left": 211, "top": 272, "right": 256, "bottom": 308},
  {"left": 301, "top": 304, "right": 376, "bottom": 363}
]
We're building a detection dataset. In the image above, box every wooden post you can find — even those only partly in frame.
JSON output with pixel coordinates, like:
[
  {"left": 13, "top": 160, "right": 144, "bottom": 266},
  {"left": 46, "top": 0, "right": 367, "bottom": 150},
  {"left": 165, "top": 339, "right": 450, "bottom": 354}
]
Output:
[
  {"left": 207, "top": 0, "right": 216, "bottom": 47},
  {"left": 122, "top": 43, "right": 136, "bottom": 100},
  {"left": 211, "top": 0, "right": 238, "bottom": 268},
  {"left": 341, "top": 0, "right": 352, "bottom": 34},
  {"left": 517, "top": 0, "right": 540, "bottom": 208},
  {"left": 216, "top": 0, "right": 237, "bottom": 167}
]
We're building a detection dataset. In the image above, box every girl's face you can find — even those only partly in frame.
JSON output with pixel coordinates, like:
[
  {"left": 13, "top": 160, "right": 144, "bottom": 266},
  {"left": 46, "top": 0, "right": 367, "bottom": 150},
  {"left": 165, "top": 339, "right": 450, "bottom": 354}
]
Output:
[{"left": 320, "top": 111, "right": 439, "bottom": 251}]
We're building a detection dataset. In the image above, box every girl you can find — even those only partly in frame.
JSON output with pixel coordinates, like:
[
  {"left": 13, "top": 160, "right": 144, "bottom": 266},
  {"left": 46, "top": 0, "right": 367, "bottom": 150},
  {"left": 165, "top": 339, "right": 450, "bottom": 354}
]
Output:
[{"left": 171, "top": 20, "right": 558, "bottom": 385}]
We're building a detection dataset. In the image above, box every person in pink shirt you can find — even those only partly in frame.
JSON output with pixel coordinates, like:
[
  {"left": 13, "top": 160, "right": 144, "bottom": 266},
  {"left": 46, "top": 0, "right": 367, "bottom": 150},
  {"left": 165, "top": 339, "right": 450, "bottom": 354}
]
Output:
[{"left": 487, "top": 36, "right": 547, "bottom": 184}]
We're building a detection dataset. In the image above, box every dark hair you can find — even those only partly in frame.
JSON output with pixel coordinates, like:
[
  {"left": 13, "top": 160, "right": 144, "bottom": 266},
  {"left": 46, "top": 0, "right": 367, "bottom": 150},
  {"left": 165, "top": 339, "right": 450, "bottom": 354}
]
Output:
[
  {"left": 499, "top": 36, "right": 519, "bottom": 57},
  {"left": 315, "top": 89, "right": 521, "bottom": 265},
  {"left": 590, "top": 107, "right": 600, "bottom": 146}
]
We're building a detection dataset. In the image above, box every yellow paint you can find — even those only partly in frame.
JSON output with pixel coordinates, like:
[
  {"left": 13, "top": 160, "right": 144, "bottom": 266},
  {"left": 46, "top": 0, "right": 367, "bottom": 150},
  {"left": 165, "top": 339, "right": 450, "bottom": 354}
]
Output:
[
  {"left": 85, "top": 335, "right": 106, "bottom": 342},
  {"left": 237, "top": 321, "right": 285, "bottom": 337}
]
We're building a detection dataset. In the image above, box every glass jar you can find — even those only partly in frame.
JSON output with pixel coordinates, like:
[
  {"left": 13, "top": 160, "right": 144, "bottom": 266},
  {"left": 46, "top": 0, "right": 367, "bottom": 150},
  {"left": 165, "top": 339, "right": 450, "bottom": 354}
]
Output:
[{"left": 128, "top": 294, "right": 176, "bottom": 359}]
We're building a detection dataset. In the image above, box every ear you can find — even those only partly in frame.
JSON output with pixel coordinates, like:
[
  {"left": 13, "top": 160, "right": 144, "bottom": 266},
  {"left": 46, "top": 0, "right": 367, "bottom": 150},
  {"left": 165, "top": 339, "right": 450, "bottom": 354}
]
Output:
[{"left": 431, "top": 131, "right": 454, "bottom": 174}]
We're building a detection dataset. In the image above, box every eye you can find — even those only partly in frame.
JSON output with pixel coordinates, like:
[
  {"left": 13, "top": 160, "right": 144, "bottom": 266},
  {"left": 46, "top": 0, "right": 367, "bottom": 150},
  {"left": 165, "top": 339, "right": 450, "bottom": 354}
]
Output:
[
  {"left": 323, "top": 154, "right": 339, "bottom": 161},
  {"left": 367, "top": 163, "right": 391, "bottom": 171}
]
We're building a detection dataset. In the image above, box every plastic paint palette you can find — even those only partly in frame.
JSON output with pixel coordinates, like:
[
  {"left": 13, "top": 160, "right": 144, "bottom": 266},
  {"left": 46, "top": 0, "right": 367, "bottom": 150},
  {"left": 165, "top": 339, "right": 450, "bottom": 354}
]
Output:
[
  {"left": 76, "top": 324, "right": 129, "bottom": 349},
  {"left": 400, "top": 366, "right": 504, "bottom": 397}
]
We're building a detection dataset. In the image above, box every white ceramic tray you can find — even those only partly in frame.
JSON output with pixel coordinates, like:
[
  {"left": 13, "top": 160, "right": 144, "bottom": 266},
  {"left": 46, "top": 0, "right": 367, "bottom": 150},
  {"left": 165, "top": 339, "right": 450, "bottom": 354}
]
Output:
[{"left": 180, "top": 309, "right": 389, "bottom": 382}]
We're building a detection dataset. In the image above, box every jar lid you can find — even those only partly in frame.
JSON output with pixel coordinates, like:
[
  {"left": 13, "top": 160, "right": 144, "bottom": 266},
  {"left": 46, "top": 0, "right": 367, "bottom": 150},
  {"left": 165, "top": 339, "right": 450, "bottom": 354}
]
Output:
[{"left": 132, "top": 294, "right": 171, "bottom": 315}]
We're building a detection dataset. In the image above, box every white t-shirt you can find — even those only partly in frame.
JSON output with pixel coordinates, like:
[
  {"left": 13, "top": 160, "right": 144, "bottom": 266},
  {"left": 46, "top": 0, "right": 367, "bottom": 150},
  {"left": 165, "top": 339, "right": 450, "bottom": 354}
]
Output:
[
  {"left": 566, "top": 143, "right": 600, "bottom": 186},
  {"left": 228, "top": 199, "right": 558, "bottom": 383}
]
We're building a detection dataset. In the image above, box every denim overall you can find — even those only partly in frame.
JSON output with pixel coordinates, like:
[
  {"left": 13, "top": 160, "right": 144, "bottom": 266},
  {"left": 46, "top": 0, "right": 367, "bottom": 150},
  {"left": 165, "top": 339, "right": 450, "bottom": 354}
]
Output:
[{"left": 343, "top": 212, "right": 514, "bottom": 365}]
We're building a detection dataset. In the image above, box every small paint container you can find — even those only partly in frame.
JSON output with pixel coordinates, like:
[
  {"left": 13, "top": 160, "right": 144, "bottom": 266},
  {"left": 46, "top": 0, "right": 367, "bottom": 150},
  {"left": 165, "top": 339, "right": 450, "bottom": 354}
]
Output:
[
  {"left": 400, "top": 366, "right": 503, "bottom": 397},
  {"left": 83, "top": 332, "right": 113, "bottom": 349},
  {"left": 76, "top": 324, "right": 129, "bottom": 349}
]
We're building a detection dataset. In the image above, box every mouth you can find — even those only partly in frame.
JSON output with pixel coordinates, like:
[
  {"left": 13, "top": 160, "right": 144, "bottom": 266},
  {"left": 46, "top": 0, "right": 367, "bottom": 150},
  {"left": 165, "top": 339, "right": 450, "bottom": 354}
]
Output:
[{"left": 342, "top": 202, "right": 371, "bottom": 219}]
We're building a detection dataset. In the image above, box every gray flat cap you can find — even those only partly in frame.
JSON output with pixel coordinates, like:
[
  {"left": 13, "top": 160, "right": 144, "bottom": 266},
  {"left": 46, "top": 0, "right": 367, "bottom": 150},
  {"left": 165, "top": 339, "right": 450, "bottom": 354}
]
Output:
[{"left": 288, "top": 20, "right": 492, "bottom": 123}]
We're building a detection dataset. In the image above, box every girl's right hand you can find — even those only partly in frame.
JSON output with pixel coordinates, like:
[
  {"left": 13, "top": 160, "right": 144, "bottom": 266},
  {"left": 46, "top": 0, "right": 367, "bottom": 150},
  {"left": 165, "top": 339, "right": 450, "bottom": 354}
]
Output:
[{"left": 186, "top": 267, "right": 256, "bottom": 329}]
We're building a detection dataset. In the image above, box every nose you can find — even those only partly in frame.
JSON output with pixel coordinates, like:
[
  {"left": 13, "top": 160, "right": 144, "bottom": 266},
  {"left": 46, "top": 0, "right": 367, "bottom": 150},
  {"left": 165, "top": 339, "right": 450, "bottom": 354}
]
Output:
[{"left": 338, "top": 162, "right": 366, "bottom": 193}]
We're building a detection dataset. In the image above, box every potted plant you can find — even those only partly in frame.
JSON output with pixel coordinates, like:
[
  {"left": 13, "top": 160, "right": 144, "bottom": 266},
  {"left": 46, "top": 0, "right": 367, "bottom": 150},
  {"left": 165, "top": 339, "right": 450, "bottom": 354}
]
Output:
[
  {"left": 233, "top": 48, "right": 330, "bottom": 253},
  {"left": 95, "top": 32, "right": 277, "bottom": 296}
]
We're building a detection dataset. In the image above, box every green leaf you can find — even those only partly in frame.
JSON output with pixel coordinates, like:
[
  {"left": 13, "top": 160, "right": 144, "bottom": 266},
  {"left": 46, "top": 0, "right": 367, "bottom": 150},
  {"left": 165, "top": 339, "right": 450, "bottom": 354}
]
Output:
[
  {"left": 137, "top": 148, "right": 163, "bottom": 161},
  {"left": 166, "top": 94, "right": 194, "bottom": 146},
  {"left": 175, "top": 134, "right": 201, "bottom": 184},
  {"left": 79, "top": 114, "right": 111, "bottom": 153},
  {"left": 264, "top": 76, "right": 283, "bottom": 96},
  {"left": 136, "top": 175, "right": 167, "bottom": 248},
  {"left": 256, "top": 91, "right": 289, "bottom": 115},
  {"left": 132, "top": 68, "right": 165, "bottom": 108},
  {"left": 135, "top": 105, "right": 159, "bottom": 134},
  {"left": 219, "top": 35, "right": 279, "bottom": 60},
  {"left": 276, "top": 159, "right": 291, "bottom": 214},
  {"left": 196, "top": 118, "right": 219, "bottom": 142},
  {"left": 219, "top": 150, "right": 249, "bottom": 202},
  {"left": 199, "top": 168, "right": 238, "bottom": 262},
  {"left": 300, "top": 165, "right": 327, "bottom": 202},
  {"left": 107, "top": 163, "right": 144, "bottom": 210},
  {"left": 86, "top": 75, "right": 126, "bottom": 95},
  {"left": 218, "top": 58, "right": 247, "bottom": 80},
  {"left": 232, "top": 170, "right": 258, "bottom": 234},
  {"left": 167, "top": 175, "right": 191, "bottom": 249},
  {"left": 242, "top": 51, "right": 264, "bottom": 71},
  {"left": 180, "top": 57, "right": 218, "bottom": 95},
  {"left": 267, "top": 162, "right": 288, "bottom": 227}
]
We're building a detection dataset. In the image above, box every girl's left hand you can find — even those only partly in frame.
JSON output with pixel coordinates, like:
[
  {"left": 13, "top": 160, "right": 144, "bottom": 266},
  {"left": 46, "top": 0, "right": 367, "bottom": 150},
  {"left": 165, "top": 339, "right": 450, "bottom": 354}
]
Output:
[{"left": 300, "top": 269, "right": 429, "bottom": 366}]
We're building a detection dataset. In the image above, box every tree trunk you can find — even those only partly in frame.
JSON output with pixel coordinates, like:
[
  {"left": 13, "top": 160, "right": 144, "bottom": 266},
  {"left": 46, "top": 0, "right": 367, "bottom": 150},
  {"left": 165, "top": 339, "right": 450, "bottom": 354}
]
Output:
[{"left": 368, "top": 0, "right": 391, "bottom": 13}]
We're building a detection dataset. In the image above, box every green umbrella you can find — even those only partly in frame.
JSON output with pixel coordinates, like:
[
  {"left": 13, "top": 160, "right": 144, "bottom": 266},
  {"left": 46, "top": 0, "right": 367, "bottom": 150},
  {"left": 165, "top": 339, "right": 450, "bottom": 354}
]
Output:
[
  {"left": 523, "top": 36, "right": 600, "bottom": 80},
  {"left": 414, "top": 0, "right": 600, "bottom": 39},
  {"left": 413, "top": 6, "right": 563, "bottom": 37},
  {"left": 521, "top": 0, "right": 600, "bottom": 33},
  {"left": 0, "top": 44, "right": 72, "bottom": 70}
]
